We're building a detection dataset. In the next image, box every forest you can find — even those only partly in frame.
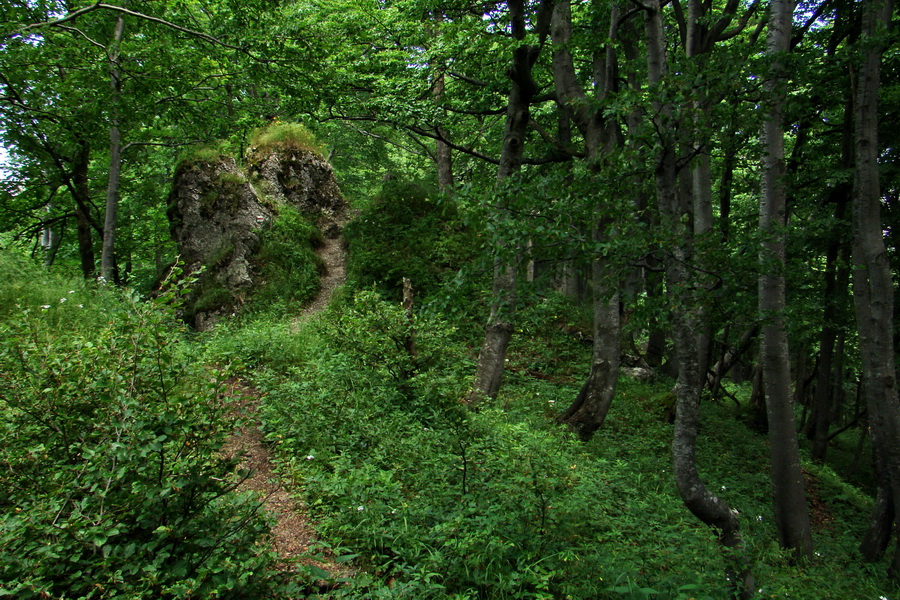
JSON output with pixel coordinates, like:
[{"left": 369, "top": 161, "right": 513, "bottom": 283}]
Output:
[{"left": 1, "top": 0, "right": 899, "bottom": 598}]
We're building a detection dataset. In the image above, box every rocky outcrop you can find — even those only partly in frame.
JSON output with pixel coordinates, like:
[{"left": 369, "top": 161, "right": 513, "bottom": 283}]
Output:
[
  {"left": 166, "top": 146, "right": 345, "bottom": 328},
  {"left": 247, "top": 147, "right": 347, "bottom": 237},
  {"left": 168, "top": 157, "right": 272, "bottom": 294}
]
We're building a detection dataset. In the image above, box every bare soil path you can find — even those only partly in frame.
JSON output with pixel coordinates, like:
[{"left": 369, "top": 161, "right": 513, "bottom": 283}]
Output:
[{"left": 222, "top": 235, "right": 347, "bottom": 582}]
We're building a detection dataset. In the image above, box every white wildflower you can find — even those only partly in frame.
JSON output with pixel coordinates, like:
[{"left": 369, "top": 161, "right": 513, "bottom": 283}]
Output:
[
  {"left": 306, "top": 455, "right": 315, "bottom": 460},
  {"left": 357, "top": 506, "right": 364, "bottom": 512},
  {"left": 59, "top": 297, "right": 67, "bottom": 303}
]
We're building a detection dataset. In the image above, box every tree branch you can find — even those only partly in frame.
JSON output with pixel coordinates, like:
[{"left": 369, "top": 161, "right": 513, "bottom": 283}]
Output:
[{"left": 16, "top": 3, "right": 264, "bottom": 61}]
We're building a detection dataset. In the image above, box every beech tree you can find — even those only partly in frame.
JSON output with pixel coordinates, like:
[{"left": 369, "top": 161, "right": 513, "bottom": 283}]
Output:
[
  {"left": 759, "top": 0, "right": 814, "bottom": 561},
  {"left": 851, "top": 0, "right": 900, "bottom": 575},
  {"left": 549, "top": 0, "right": 624, "bottom": 438}
]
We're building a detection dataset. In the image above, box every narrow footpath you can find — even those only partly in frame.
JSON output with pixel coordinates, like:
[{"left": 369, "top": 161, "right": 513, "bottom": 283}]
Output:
[{"left": 221, "top": 234, "right": 347, "bottom": 581}]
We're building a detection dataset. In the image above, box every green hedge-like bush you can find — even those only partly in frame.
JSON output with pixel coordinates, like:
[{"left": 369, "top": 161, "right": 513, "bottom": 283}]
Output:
[
  {"left": 343, "top": 180, "right": 475, "bottom": 300},
  {"left": 0, "top": 257, "right": 278, "bottom": 599}
]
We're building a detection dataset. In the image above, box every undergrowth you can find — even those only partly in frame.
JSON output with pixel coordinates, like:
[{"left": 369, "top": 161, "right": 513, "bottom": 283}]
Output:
[
  {"left": 203, "top": 284, "right": 895, "bottom": 599},
  {"left": 0, "top": 253, "right": 283, "bottom": 599}
]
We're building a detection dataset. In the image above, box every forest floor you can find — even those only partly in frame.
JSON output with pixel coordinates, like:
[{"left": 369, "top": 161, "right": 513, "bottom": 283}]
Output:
[{"left": 222, "top": 234, "right": 348, "bottom": 582}]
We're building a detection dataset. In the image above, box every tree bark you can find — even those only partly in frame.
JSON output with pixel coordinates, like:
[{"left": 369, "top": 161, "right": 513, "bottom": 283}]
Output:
[
  {"left": 72, "top": 140, "right": 96, "bottom": 279},
  {"left": 100, "top": 11, "right": 127, "bottom": 283},
  {"left": 550, "top": 0, "right": 622, "bottom": 439},
  {"left": 468, "top": 0, "right": 550, "bottom": 403},
  {"left": 432, "top": 12, "right": 454, "bottom": 193},
  {"left": 851, "top": 0, "right": 900, "bottom": 575},
  {"left": 644, "top": 1, "right": 754, "bottom": 595},
  {"left": 759, "top": 0, "right": 814, "bottom": 562},
  {"left": 810, "top": 189, "right": 850, "bottom": 462}
]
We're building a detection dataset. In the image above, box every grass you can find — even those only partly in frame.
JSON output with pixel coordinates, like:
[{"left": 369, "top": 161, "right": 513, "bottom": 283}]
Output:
[{"left": 249, "top": 122, "right": 325, "bottom": 157}]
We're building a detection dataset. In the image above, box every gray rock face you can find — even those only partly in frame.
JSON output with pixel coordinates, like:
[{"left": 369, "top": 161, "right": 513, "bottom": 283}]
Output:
[
  {"left": 247, "top": 147, "right": 347, "bottom": 237},
  {"left": 166, "top": 147, "right": 345, "bottom": 327},
  {"left": 167, "top": 156, "right": 272, "bottom": 293}
]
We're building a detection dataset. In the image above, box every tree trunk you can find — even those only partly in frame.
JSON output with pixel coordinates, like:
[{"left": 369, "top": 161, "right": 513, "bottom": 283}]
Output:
[
  {"left": 72, "top": 141, "right": 96, "bottom": 279},
  {"left": 431, "top": 13, "right": 454, "bottom": 193},
  {"left": 811, "top": 192, "right": 850, "bottom": 461},
  {"left": 100, "top": 12, "right": 127, "bottom": 283},
  {"left": 851, "top": 0, "right": 900, "bottom": 574},
  {"left": 551, "top": 0, "right": 622, "bottom": 438},
  {"left": 644, "top": 2, "right": 754, "bottom": 595},
  {"left": 759, "top": 0, "right": 814, "bottom": 561},
  {"left": 469, "top": 0, "right": 550, "bottom": 404}
]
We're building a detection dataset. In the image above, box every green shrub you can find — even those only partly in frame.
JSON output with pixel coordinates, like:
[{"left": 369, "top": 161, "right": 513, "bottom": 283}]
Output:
[
  {"left": 343, "top": 180, "right": 476, "bottom": 300},
  {"left": 0, "top": 264, "right": 278, "bottom": 599},
  {"left": 248, "top": 206, "right": 323, "bottom": 316}
]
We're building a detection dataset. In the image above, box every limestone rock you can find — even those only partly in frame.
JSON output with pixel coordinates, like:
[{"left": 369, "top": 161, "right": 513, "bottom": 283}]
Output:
[
  {"left": 247, "top": 147, "right": 347, "bottom": 237},
  {"left": 166, "top": 144, "right": 346, "bottom": 328},
  {"left": 167, "top": 155, "right": 272, "bottom": 293}
]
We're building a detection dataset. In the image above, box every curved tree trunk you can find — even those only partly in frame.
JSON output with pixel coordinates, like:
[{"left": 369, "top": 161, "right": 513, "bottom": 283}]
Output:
[
  {"left": 644, "top": 1, "right": 754, "bottom": 595},
  {"left": 550, "top": 0, "right": 622, "bottom": 438}
]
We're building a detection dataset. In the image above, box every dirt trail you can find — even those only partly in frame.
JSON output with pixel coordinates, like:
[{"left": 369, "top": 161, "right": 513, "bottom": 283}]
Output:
[
  {"left": 296, "top": 235, "right": 346, "bottom": 322},
  {"left": 222, "top": 235, "right": 347, "bottom": 579}
]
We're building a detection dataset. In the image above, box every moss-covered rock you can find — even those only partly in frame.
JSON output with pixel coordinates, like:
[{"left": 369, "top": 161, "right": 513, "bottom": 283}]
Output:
[{"left": 166, "top": 131, "right": 346, "bottom": 328}]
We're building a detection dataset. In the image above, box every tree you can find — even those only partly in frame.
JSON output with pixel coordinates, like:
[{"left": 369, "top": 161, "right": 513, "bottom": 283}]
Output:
[
  {"left": 642, "top": 0, "right": 755, "bottom": 594},
  {"left": 851, "top": 0, "right": 900, "bottom": 575},
  {"left": 759, "top": 0, "right": 814, "bottom": 562},
  {"left": 468, "top": 0, "right": 553, "bottom": 403},
  {"left": 549, "top": 0, "right": 623, "bottom": 439}
]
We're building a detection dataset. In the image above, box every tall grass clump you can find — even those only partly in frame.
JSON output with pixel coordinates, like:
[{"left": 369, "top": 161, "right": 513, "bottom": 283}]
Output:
[
  {"left": 249, "top": 122, "right": 324, "bottom": 156},
  {"left": 175, "top": 140, "right": 233, "bottom": 166},
  {"left": 0, "top": 255, "right": 280, "bottom": 599}
]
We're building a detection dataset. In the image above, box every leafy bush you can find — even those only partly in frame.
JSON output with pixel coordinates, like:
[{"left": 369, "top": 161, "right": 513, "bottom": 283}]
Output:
[
  {"left": 344, "top": 180, "right": 476, "bottom": 300},
  {"left": 0, "top": 259, "right": 277, "bottom": 599},
  {"left": 248, "top": 206, "right": 324, "bottom": 316}
]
